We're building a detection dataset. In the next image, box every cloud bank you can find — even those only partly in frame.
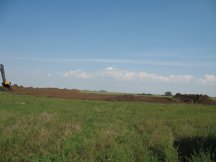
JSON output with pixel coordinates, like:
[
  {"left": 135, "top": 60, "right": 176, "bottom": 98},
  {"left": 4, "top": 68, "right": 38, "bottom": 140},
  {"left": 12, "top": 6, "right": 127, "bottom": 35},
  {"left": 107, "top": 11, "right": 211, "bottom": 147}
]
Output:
[
  {"left": 63, "top": 67, "right": 216, "bottom": 85},
  {"left": 199, "top": 75, "right": 216, "bottom": 85}
]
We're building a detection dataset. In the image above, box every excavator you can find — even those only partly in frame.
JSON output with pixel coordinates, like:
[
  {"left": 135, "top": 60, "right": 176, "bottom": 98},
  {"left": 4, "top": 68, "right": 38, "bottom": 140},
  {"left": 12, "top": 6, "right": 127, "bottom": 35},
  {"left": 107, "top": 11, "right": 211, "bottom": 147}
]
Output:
[{"left": 0, "top": 64, "right": 11, "bottom": 88}]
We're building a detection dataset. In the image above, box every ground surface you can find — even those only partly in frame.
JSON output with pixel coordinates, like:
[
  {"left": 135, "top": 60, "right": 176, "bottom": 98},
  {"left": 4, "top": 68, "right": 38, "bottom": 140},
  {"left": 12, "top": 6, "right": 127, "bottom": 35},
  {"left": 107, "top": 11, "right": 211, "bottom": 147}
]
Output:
[
  {"left": 5, "top": 85, "right": 216, "bottom": 104},
  {"left": 8, "top": 84, "right": 176, "bottom": 103},
  {"left": 0, "top": 92, "right": 216, "bottom": 162}
]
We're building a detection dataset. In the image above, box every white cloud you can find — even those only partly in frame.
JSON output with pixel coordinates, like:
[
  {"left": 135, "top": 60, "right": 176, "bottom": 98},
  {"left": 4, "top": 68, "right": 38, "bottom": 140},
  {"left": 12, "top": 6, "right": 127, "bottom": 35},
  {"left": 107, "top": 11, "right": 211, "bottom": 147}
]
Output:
[
  {"left": 199, "top": 74, "right": 216, "bottom": 85},
  {"left": 103, "top": 66, "right": 136, "bottom": 80},
  {"left": 136, "top": 73, "right": 194, "bottom": 83},
  {"left": 63, "top": 67, "right": 196, "bottom": 84},
  {"left": 63, "top": 70, "right": 92, "bottom": 79},
  {"left": 105, "top": 66, "right": 115, "bottom": 71}
]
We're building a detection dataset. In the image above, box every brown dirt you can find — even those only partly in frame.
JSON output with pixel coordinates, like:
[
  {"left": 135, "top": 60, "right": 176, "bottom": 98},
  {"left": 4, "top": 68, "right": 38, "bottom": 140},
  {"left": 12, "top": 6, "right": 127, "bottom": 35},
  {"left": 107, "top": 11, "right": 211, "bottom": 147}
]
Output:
[
  {"left": 106, "top": 94, "right": 176, "bottom": 103},
  {"left": 0, "top": 84, "right": 178, "bottom": 104},
  {"left": 1, "top": 85, "right": 215, "bottom": 104}
]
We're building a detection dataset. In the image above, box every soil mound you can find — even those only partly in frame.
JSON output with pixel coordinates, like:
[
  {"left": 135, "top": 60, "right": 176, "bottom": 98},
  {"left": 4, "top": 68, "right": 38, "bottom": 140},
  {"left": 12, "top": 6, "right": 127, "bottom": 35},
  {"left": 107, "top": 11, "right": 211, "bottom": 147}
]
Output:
[
  {"left": 8, "top": 85, "right": 176, "bottom": 103},
  {"left": 106, "top": 95, "right": 176, "bottom": 103},
  {"left": 1, "top": 85, "right": 214, "bottom": 104},
  {"left": 106, "top": 95, "right": 138, "bottom": 101},
  {"left": 10, "top": 84, "right": 108, "bottom": 100}
]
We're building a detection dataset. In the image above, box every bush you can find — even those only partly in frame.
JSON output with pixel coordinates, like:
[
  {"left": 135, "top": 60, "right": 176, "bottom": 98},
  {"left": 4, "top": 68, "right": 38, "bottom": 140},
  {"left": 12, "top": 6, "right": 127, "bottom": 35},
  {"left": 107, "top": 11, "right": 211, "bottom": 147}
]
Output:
[
  {"left": 164, "top": 91, "right": 172, "bottom": 96},
  {"left": 173, "top": 93, "right": 213, "bottom": 104}
]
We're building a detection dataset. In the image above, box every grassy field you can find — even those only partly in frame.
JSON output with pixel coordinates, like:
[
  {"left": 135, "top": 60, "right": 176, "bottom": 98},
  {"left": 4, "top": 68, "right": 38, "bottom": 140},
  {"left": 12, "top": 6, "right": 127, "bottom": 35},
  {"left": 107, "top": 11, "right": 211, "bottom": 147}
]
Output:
[{"left": 0, "top": 92, "right": 216, "bottom": 162}]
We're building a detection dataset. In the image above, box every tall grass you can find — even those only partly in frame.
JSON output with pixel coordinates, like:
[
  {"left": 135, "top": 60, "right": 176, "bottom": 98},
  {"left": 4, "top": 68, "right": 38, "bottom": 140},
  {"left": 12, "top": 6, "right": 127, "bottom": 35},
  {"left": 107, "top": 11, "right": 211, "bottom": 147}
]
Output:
[{"left": 0, "top": 92, "right": 216, "bottom": 162}]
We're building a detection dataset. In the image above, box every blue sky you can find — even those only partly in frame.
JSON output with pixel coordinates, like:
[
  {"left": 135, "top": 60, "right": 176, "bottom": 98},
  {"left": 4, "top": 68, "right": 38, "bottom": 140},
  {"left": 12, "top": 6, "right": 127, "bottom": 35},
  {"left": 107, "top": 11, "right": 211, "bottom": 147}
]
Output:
[{"left": 0, "top": 0, "right": 216, "bottom": 96}]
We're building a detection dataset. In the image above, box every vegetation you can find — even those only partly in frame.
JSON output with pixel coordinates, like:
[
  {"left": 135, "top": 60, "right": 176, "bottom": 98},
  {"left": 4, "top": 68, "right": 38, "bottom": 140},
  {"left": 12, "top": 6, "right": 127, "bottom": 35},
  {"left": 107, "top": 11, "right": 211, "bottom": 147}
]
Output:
[
  {"left": 174, "top": 93, "right": 214, "bottom": 104},
  {"left": 164, "top": 91, "right": 172, "bottom": 96},
  {"left": 0, "top": 92, "right": 216, "bottom": 162}
]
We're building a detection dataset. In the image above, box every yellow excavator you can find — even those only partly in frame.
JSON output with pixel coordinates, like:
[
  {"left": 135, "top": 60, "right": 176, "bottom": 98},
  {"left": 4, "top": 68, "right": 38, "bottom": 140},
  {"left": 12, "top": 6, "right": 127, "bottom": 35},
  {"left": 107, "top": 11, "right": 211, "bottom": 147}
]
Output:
[{"left": 0, "top": 64, "right": 11, "bottom": 88}]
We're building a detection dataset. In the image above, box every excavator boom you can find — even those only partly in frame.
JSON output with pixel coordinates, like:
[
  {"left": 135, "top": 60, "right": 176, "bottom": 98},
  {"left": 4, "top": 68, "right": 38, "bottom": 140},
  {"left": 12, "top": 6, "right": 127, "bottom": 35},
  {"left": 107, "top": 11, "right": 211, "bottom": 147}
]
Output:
[{"left": 0, "top": 64, "right": 11, "bottom": 88}]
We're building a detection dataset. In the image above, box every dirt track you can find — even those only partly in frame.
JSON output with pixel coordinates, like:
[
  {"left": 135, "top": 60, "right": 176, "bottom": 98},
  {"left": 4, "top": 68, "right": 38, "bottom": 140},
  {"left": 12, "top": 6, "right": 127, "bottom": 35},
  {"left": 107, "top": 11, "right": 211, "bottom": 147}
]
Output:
[{"left": 2, "top": 85, "right": 176, "bottom": 103}]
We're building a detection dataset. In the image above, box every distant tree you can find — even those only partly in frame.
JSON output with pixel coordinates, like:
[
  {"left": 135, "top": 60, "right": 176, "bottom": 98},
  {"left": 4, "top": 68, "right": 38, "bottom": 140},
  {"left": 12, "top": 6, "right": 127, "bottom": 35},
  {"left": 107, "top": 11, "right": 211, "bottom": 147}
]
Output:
[
  {"left": 164, "top": 91, "right": 172, "bottom": 96},
  {"left": 175, "top": 93, "right": 182, "bottom": 97},
  {"left": 100, "top": 90, "right": 107, "bottom": 93}
]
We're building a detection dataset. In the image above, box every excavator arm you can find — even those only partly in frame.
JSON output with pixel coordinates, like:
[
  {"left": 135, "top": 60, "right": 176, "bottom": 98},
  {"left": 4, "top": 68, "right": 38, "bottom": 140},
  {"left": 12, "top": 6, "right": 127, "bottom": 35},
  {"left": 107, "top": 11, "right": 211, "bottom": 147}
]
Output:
[{"left": 0, "top": 64, "right": 11, "bottom": 88}]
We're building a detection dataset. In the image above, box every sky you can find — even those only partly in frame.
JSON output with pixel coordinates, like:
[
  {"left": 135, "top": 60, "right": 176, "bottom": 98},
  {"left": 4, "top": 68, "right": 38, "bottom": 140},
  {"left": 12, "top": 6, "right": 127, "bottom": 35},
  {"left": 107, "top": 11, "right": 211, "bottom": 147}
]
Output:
[{"left": 0, "top": 0, "right": 216, "bottom": 96}]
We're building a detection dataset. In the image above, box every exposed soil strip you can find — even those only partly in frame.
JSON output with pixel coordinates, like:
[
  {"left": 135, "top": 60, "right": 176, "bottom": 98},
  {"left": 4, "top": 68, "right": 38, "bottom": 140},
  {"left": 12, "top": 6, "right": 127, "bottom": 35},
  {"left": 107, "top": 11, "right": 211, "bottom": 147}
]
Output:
[{"left": 1, "top": 85, "right": 215, "bottom": 104}]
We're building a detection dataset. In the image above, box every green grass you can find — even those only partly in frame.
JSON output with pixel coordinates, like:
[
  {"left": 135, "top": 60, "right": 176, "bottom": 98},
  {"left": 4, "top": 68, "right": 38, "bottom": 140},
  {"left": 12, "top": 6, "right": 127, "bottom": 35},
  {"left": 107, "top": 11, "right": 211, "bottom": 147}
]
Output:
[{"left": 0, "top": 92, "right": 216, "bottom": 162}]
